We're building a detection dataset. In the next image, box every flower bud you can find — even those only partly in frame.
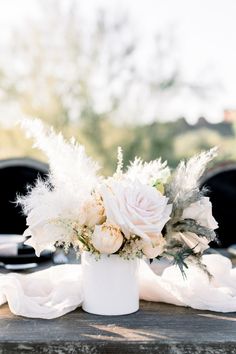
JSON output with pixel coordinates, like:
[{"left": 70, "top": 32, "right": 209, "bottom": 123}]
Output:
[
  {"left": 92, "top": 223, "right": 123, "bottom": 254},
  {"left": 142, "top": 234, "right": 166, "bottom": 259}
]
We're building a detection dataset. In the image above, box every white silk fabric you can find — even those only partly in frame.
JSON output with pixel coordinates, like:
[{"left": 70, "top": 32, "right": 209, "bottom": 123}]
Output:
[{"left": 0, "top": 254, "right": 236, "bottom": 319}]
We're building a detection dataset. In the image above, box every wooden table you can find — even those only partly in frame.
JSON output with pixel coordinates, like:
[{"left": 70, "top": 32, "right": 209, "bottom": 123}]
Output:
[
  {"left": 0, "top": 249, "right": 236, "bottom": 353},
  {"left": 0, "top": 300, "right": 236, "bottom": 354}
]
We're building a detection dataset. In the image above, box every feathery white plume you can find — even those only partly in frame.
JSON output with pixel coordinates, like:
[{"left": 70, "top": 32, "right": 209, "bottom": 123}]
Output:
[
  {"left": 18, "top": 118, "right": 101, "bottom": 255},
  {"left": 20, "top": 118, "right": 100, "bottom": 194},
  {"left": 115, "top": 146, "right": 124, "bottom": 177},
  {"left": 166, "top": 147, "right": 218, "bottom": 208},
  {"left": 126, "top": 157, "right": 170, "bottom": 185}
]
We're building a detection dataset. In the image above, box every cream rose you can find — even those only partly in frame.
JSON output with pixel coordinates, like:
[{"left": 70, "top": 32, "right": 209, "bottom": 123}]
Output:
[
  {"left": 91, "top": 223, "right": 123, "bottom": 254},
  {"left": 100, "top": 179, "right": 172, "bottom": 242},
  {"left": 175, "top": 231, "right": 210, "bottom": 253},
  {"left": 142, "top": 233, "right": 166, "bottom": 259},
  {"left": 182, "top": 197, "right": 218, "bottom": 230}
]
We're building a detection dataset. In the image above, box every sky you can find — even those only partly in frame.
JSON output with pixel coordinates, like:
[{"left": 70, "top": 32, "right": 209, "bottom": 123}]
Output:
[{"left": 0, "top": 0, "right": 236, "bottom": 123}]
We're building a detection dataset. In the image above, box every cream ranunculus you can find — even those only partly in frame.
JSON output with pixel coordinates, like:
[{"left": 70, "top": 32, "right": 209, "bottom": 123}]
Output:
[
  {"left": 91, "top": 223, "right": 124, "bottom": 254},
  {"left": 175, "top": 231, "right": 210, "bottom": 253},
  {"left": 82, "top": 194, "right": 105, "bottom": 228},
  {"left": 100, "top": 179, "right": 172, "bottom": 242},
  {"left": 182, "top": 197, "right": 218, "bottom": 230},
  {"left": 142, "top": 233, "right": 166, "bottom": 259}
]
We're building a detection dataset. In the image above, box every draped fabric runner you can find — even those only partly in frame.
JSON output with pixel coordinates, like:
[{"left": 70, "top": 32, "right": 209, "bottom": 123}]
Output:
[{"left": 0, "top": 254, "right": 236, "bottom": 319}]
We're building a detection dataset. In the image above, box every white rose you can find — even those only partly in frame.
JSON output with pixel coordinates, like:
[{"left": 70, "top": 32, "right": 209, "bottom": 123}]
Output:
[
  {"left": 100, "top": 179, "right": 172, "bottom": 242},
  {"left": 182, "top": 197, "right": 218, "bottom": 230},
  {"left": 92, "top": 223, "right": 123, "bottom": 254},
  {"left": 175, "top": 231, "right": 209, "bottom": 253},
  {"left": 142, "top": 233, "right": 166, "bottom": 259}
]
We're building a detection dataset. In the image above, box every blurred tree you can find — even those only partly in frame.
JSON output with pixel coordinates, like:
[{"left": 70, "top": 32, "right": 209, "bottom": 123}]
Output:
[
  {"left": 174, "top": 128, "right": 236, "bottom": 162},
  {"left": 0, "top": 0, "right": 219, "bottom": 173}
]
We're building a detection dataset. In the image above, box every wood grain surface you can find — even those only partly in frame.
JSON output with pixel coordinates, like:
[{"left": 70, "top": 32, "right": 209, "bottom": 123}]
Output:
[{"left": 0, "top": 301, "right": 236, "bottom": 354}]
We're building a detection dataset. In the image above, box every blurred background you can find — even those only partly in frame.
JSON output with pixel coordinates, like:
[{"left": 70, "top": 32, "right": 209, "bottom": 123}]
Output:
[{"left": 1, "top": 0, "right": 236, "bottom": 174}]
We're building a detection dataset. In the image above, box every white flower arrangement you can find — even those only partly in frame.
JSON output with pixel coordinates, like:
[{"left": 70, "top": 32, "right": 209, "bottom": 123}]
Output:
[{"left": 18, "top": 119, "right": 218, "bottom": 274}]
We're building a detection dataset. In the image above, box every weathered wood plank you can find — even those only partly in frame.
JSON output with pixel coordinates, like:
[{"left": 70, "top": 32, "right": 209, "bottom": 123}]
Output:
[{"left": 0, "top": 301, "right": 236, "bottom": 353}]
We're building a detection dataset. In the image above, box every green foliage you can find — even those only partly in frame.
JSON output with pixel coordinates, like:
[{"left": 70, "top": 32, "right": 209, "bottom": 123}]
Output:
[
  {"left": 170, "top": 247, "right": 194, "bottom": 279},
  {"left": 0, "top": 2, "right": 236, "bottom": 174}
]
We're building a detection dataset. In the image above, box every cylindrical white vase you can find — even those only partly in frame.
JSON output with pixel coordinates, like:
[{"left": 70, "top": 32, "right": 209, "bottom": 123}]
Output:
[{"left": 81, "top": 251, "right": 140, "bottom": 316}]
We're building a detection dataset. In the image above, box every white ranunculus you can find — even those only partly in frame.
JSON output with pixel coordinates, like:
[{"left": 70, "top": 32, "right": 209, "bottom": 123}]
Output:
[
  {"left": 91, "top": 224, "right": 124, "bottom": 254},
  {"left": 142, "top": 233, "right": 166, "bottom": 259},
  {"left": 182, "top": 197, "right": 218, "bottom": 230},
  {"left": 100, "top": 179, "right": 172, "bottom": 242},
  {"left": 176, "top": 231, "right": 210, "bottom": 253}
]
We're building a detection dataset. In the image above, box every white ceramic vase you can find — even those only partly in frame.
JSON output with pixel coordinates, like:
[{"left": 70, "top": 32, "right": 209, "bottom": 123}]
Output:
[{"left": 81, "top": 251, "right": 140, "bottom": 316}]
